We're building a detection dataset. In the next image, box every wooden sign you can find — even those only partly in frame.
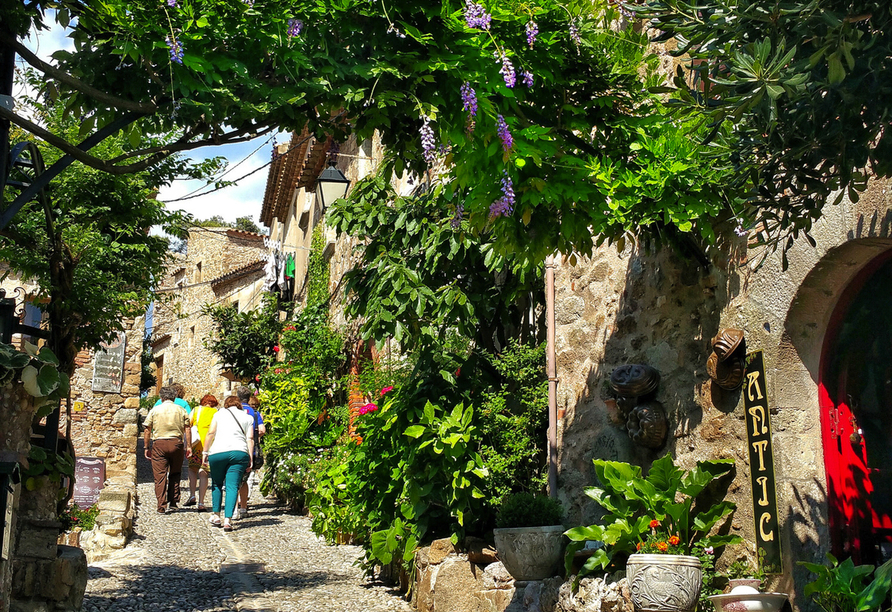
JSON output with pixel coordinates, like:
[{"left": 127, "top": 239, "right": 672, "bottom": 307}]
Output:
[
  {"left": 73, "top": 457, "right": 105, "bottom": 509},
  {"left": 743, "top": 351, "right": 782, "bottom": 573},
  {"left": 92, "top": 332, "right": 126, "bottom": 393}
]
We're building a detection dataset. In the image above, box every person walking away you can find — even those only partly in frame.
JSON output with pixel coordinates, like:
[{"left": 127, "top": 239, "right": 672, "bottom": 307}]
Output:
[
  {"left": 152, "top": 382, "right": 192, "bottom": 415},
  {"left": 202, "top": 395, "right": 254, "bottom": 531},
  {"left": 144, "top": 386, "right": 192, "bottom": 513},
  {"left": 236, "top": 386, "right": 265, "bottom": 519},
  {"left": 186, "top": 394, "right": 219, "bottom": 510}
]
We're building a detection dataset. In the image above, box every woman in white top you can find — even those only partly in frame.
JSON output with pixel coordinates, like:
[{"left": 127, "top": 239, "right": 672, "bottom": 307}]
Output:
[{"left": 202, "top": 395, "right": 254, "bottom": 531}]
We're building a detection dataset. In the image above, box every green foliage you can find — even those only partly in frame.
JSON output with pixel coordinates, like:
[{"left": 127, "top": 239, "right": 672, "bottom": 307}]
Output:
[
  {"left": 800, "top": 554, "right": 892, "bottom": 612},
  {"left": 257, "top": 301, "right": 346, "bottom": 506},
  {"left": 193, "top": 215, "right": 263, "bottom": 234},
  {"left": 0, "top": 342, "right": 70, "bottom": 418},
  {"left": 140, "top": 335, "right": 155, "bottom": 394},
  {"left": 306, "top": 224, "right": 330, "bottom": 309},
  {"left": 638, "top": 0, "right": 892, "bottom": 262},
  {"left": 59, "top": 503, "right": 100, "bottom": 532},
  {"left": 305, "top": 444, "right": 366, "bottom": 543},
  {"left": 565, "top": 454, "right": 741, "bottom": 578},
  {"left": 22, "top": 444, "right": 74, "bottom": 494},
  {"left": 2, "top": 83, "right": 213, "bottom": 374},
  {"left": 328, "top": 170, "right": 544, "bottom": 354},
  {"left": 496, "top": 492, "right": 563, "bottom": 528},
  {"left": 477, "top": 340, "right": 548, "bottom": 508},
  {"left": 140, "top": 394, "right": 159, "bottom": 411},
  {"left": 349, "top": 390, "right": 488, "bottom": 569},
  {"left": 203, "top": 293, "right": 283, "bottom": 380}
]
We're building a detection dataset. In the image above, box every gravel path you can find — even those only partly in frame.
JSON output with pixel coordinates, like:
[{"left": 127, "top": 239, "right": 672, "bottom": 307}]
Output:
[{"left": 82, "top": 441, "right": 412, "bottom": 612}]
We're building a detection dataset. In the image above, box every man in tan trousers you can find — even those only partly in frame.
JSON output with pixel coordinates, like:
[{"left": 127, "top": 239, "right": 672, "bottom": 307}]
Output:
[{"left": 144, "top": 385, "right": 192, "bottom": 513}]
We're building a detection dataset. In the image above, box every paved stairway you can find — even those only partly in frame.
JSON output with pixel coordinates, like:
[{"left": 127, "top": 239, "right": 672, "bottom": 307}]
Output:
[{"left": 81, "top": 443, "right": 413, "bottom": 612}]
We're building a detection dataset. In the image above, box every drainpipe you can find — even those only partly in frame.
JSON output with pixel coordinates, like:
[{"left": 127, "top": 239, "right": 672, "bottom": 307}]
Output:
[{"left": 545, "top": 255, "right": 558, "bottom": 498}]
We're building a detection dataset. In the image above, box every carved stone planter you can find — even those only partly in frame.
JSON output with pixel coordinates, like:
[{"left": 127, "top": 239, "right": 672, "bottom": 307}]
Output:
[
  {"left": 493, "top": 525, "right": 565, "bottom": 581},
  {"left": 626, "top": 553, "right": 702, "bottom": 612}
]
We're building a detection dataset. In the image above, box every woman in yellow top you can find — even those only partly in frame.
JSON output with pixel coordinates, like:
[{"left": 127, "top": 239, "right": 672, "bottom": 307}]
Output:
[{"left": 185, "top": 394, "right": 219, "bottom": 510}]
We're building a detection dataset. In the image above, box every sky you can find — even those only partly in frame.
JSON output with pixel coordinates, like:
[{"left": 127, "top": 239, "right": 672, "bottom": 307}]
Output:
[{"left": 20, "top": 17, "right": 277, "bottom": 228}]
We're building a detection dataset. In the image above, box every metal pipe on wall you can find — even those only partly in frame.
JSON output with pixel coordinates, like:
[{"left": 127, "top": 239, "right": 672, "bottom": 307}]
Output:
[{"left": 545, "top": 255, "right": 558, "bottom": 497}]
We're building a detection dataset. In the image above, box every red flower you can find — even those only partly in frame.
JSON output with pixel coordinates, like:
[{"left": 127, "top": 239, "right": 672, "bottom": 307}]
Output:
[
  {"left": 380, "top": 386, "right": 394, "bottom": 396},
  {"left": 273, "top": 345, "right": 280, "bottom": 352},
  {"left": 668, "top": 535, "right": 680, "bottom": 546},
  {"left": 455, "top": 368, "right": 461, "bottom": 377},
  {"left": 649, "top": 519, "right": 660, "bottom": 529},
  {"left": 255, "top": 375, "right": 260, "bottom": 382},
  {"left": 636, "top": 542, "right": 642, "bottom": 551}
]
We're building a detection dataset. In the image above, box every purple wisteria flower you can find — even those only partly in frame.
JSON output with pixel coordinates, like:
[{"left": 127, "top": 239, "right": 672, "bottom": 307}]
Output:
[
  {"left": 569, "top": 19, "right": 582, "bottom": 47},
  {"left": 287, "top": 18, "right": 304, "bottom": 37},
  {"left": 521, "top": 70, "right": 534, "bottom": 88},
  {"left": 243, "top": 0, "right": 254, "bottom": 6},
  {"left": 420, "top": 117, "right": 437, "bottom": 165},
  {"left": 496, "top": 115, "right": 513, "bottom": 152},
  {"left": 464, "top": 0, "right": 491, "bottom": 30},
  {"left": 525, "top": 20, "right": 538, "bottom": 48},
  {"left": 499, "top": 54, "right": 516, "bottom": 88},
  {"left": 451, "top": 203, "right": 464, "bottom": 229},
  {"left": 490, "top": 172, "right": 515, "bottom": 218},
  {"left": 165, "top": 35, "right": 184, "bottom": 64},
  {"left": 167, "top": 0, "right": 178, "bottom": 7},
  {"left": 460, "top": 82, "right": 478, "bottom": 118}
]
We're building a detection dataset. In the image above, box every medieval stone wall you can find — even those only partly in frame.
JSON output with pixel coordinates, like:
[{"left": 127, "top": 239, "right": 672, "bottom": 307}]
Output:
[
  {"left": 553, "top": 178, "right": 892, "bottom": 608},
  {"left": 152, "top": 228, "right": 267, "bottom": 401}
]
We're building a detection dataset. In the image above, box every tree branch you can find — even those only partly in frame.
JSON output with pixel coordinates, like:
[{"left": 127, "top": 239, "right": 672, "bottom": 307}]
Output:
[
  {"left": 0, "top": 105, "right": 166, "bottom": 174},
  {"left": 107, "top": 123, "right": 276, "bottom": 163},
  {"left": 1, "top": 31, "right": 160, "bottom": 115}
]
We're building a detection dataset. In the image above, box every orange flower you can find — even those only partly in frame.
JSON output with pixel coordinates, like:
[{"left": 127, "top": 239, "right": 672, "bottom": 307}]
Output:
[
  {"left": 657, "top": 542, "right": 668, "bottom": 552},
  {"left": 649, "top": 519, "right": 660, "bottom": 529},
  {"left": 668, "top": 535, "right": 680, "bottom": 546},
  {"left": 636, "top": 542, "right": 642, "bottom": 550}
]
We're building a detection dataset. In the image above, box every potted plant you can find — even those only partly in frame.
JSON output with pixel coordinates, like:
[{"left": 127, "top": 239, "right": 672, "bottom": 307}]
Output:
[
  {"left": 565, "top": 454, "right": 742, "bottom": 612},
  {"left": 800, "top": 553, "right": 892, "bottom": 612},
  {"left": 493, "top": 492, "right": 565, "bottom": 581}
]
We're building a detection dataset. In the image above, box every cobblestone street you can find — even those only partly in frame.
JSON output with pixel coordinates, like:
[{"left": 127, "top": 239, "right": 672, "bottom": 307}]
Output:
[{"left": 81, "top": 443, "right": 413, "bottom": 612}]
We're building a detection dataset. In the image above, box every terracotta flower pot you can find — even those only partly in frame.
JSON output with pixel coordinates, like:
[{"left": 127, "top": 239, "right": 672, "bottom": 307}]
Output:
[{"left": 627, "top": 553, "right": 702, "bottom": 612}]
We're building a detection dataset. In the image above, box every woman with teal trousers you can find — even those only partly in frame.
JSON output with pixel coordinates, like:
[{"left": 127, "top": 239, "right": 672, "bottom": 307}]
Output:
[{"left": 201, "top": 395, "right": 254, "bottom": 531}]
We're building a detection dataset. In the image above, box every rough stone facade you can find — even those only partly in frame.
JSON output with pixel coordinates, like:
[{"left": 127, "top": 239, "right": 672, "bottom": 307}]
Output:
[
  {"left": 552, "top": 178, "right": 892, "bottom": 609},
  {"left": 151, "top": 227, "right": 268, "bottom": 400}
]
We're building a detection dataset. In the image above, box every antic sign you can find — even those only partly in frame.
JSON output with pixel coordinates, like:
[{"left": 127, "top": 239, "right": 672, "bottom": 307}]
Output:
[
  {"left": 743, "top": 350, "right": 782, "bottom": 573},
  {"left": 92, "top": 331, "right": 126, "bottom": 393},
  {"left": 73, "top": 457, "right": 105, "bottom": 509}
]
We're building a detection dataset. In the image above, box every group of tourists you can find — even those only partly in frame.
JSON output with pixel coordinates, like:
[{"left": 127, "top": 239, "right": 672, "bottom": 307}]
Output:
[{"left": 142, "top": 383, "right": 265, "bottom": 532}]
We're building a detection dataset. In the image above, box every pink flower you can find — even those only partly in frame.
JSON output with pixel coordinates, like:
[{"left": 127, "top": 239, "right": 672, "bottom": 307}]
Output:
[
  {"left": 255, "top": 375, "right": 260, "bottom": 382},
  {"left": 359, "top": 402, "right": 378, "bottom": 415},
  {"left": 704, "top": 546, "right": 714, "bottom": 555},
  {"left": 380, "top": 386, "right": 394, "bottom": 396}
]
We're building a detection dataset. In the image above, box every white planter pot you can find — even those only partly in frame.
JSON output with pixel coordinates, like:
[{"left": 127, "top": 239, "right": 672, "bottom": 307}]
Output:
[
  {"left": 626, "top": 553, "right": 702, "bottom": 612},
  {"left": 493, "top": 525, "right": 565, "bottom": 581}
]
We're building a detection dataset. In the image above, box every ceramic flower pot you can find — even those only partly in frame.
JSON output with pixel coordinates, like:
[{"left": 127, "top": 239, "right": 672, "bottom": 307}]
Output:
[
  {"left": 493, "top": 525, "right": 565, "bottom": 581},
  {"left": 627, "top": 553, "right": 702, "bottom": 612},
  {"left": 707, "top": 579, "right": 789, "bottom": 612}
]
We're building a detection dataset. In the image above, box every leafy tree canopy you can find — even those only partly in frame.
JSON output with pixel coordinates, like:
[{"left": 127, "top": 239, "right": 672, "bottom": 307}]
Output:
[
  {"left": 639, "top": 0, "right": 892, "bottom": 264},
  {"left": 0, "top": 86, "right": 217, "bottom": 372},
  {"left": 4, "top": 0, "right": 736, "bottom": 268},
  {"left": 193, "top": 215, "right": 263, "bottom": 234},
  {"left": 202, "top": 293, "right": 283, "bottom": 380}
]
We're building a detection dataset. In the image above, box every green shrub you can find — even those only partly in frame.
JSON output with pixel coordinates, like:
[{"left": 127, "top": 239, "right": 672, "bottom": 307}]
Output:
[
  {"left": 59, "top": 503, "right": 99, "bottom": 531},
  {"left": 496, "top": 492, "right": 563, "bottom": 528}
]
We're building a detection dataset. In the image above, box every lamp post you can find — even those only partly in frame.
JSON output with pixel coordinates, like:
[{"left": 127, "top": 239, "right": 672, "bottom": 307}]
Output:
[{"left": 314, "top": 161, "right": 351, "bottom": 209}]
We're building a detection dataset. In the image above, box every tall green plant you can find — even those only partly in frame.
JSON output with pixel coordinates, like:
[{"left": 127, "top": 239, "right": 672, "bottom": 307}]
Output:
[
  {"left": 306, "top": 224, "right": 330, "bottom": 309},
  {"left": 801, "top": 554, "right": 892, "bottom": 612},
  {"left": 565, "top": 454, "right": 741, "bottom": 576},
  {"left": 203, "top": 293, "right": 282, "bottom": 380}
]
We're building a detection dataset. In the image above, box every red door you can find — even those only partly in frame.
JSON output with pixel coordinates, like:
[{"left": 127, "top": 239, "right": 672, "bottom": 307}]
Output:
[{"left": 822, "top": 253, "right": 892, "bottom": 565}]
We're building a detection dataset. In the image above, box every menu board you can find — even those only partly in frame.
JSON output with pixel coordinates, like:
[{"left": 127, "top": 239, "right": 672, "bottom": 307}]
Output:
[
  {"left": 92, "top": 332, "right": 126, "bottom": 393},
  {"left": 73, "top": 457, "right": 105, "bottom": 509}
]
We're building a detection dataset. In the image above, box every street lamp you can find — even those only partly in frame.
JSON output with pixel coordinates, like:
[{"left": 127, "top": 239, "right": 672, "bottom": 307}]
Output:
[{"left": 314, "top": 161, "right": 351, "bottom": 209}]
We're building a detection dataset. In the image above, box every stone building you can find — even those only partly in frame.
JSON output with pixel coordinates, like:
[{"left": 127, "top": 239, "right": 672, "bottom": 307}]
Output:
[
  {"left": 151, "top": 227, "right": 268, "bottom": 400},
  {"left": 549, "top": 181, "right": 892, "bottom": 607}
]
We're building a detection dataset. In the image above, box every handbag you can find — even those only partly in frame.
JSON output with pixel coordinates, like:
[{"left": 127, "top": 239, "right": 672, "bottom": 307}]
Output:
[
  {"left": 189, "top": 407, "right": 201, "bottom": 446},
  {"left": 224, "top": 408, "right": 263, "bottom": 467}
]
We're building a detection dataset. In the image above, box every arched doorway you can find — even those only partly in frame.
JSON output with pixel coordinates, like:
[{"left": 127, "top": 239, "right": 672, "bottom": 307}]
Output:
[{"left": 821, "top": 251, "right": 892, "bottom": 565}]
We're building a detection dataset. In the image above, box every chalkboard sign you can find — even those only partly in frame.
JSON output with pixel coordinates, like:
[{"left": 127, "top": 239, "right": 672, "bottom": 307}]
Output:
[
  {"left": 73, "top": 457, "right": 105, "bottom": 509},
  {"left": 92, "top": 332, "right": 126, "bottom": 393}
]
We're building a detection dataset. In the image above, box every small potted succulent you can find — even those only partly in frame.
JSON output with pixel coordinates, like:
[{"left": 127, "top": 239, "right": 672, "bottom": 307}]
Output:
[{"left": 493, "top": 492, "right": 565, "bottom": 581}]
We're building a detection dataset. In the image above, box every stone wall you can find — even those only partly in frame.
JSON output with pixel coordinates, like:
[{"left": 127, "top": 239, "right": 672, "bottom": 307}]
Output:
[
  {"left": 553, "top": 177, "right": 892, "bottom": 608},
  {"left": 411, "top": 538, "right": 632, "bottom": 612},
  {"left": 152, "top": 228, "right": 268, "bottom": 400}
]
